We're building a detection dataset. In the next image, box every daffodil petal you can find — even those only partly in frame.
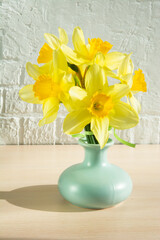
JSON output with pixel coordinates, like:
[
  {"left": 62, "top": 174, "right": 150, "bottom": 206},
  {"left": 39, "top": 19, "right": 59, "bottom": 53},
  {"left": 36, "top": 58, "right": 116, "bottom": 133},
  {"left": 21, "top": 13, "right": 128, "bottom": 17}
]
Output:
[
  {"left": 39, "top": 97, "right": 59, "bottom": 126},
  {"left": 103, "top": 66, "right": 120, "bottom": 79},
  {"left": 85, "top": 64, "right": 107, "bottom": 95},
  {"left": 121, "top": 73, "right": 133, "bottom": 88},
  {"left": 26, "top": 62, "right": 54, "bottom": 80},
  {"left": 109, "top": 101, "right": 139, "bottom": 129},
  {"left": 129, "top": 94, "right": 141, "bottom": 113},
  {"left": 26, "top": 62, "right": 40, "bottom": 80},
  {"left": 72, "top": 26, "right": 88, "bottom": 56},
  {"left": 61, "top": 45, "right": 87, "bottom": 65},
  {"left": 59, "top": 75, "right": 75, "bottom": 104},
  {"left": 69, "top": 86, "right": 87, "bottom": 102},
  {"left": 63, "top": 109, "right": 91, "bottom": 134},
  {"left": 53, "top": 49, "right": 68, "bottom": 73},
  {"left": 105, "top": 52, "right": 126, "bottom": 70},
  {"left": 60, "top": 73, "right": 75, "bottom": 93},
  {"left": 93, "top": 52, "right": 105, "bottom": 66},
  {"left": 44, "top": 33, "right": 61, "bottom": 50},
  {"left": 65, "top": 86, "right": 88, "bottom": 111},
  {"left": 39, "top": 61, "right": 54, "bottom": 75},
  {"left": 63, "top": 97, "right": 73, "bottom": 112},
  {"left": 91, "top": 117, "right": 109, "bottom": 149},
  {"left": 118, "top": 53, "right": 134, "bottom": 76},
  {"left": 58, "top": 27, "right": 68, "bottom": 45},
  {"left": 106, "top": 83, "right": 130, "bottom": 101},
  {"left": 37, "top": 43, "right": 53, "bottom": 64},
  {"left": 19, "top": 85, "right": 42, "bottom": 104}
]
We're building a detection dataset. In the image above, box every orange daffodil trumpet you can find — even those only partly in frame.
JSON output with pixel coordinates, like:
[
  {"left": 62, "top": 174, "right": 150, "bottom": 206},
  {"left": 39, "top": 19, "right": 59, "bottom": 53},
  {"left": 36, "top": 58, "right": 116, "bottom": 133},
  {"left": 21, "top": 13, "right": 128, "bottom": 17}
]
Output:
[
  {"left": 63, "top": 64, "right": 139, "bottom": 149},
  {"left": 37, "top": 28, "right": 68, "bottom": 64},
  {"left": 61, "top": 27, "right": 113, "bottom": 66},
  {"left": 19, "top": 26, "right": 147, "bottom": 148}
]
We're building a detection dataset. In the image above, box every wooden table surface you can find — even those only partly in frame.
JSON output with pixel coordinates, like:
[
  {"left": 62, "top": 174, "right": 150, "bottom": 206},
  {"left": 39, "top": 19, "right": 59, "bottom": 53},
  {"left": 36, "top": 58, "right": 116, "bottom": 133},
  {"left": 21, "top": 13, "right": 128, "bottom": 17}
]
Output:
[{"left": 0, "top": 145, "right": 160, "bottom": 240}]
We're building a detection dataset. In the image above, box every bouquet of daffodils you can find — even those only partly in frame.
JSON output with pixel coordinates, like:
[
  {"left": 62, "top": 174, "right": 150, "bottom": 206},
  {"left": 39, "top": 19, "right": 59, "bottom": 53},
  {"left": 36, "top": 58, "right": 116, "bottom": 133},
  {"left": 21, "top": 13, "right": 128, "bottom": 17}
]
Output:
[{"left": 19, "top": 27, "right": 147, "bottom": 149}]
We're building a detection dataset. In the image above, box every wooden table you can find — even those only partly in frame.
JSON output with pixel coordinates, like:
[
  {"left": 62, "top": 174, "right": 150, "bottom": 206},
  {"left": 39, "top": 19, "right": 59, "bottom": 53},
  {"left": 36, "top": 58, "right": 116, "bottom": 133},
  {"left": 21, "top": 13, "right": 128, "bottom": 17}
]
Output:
[{"left": 0, "top": 145, "right": 160, "bottom": 240}]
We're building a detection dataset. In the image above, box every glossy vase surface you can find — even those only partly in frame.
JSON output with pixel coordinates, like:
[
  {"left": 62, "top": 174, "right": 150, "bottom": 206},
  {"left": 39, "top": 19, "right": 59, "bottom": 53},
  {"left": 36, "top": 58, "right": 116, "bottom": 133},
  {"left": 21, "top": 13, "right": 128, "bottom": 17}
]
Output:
[{"left": 58, "top": 138, "right": 132, "bottom": 209}]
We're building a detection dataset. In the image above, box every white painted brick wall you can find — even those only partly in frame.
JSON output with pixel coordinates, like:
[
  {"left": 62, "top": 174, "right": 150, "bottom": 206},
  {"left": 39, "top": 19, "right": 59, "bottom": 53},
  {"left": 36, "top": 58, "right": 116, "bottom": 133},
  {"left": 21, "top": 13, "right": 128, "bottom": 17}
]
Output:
[{"left": 0, "top": 0, "right": 160, "bottom": 145}]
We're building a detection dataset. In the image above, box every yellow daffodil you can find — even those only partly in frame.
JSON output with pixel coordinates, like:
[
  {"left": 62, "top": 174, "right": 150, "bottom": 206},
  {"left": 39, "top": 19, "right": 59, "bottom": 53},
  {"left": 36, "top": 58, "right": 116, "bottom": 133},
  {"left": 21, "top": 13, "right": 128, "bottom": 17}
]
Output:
[
  {"left": 61, "top": 27, "right": 126, "bottom": 81},
  {"left": 118, "top": 54, "right": 147, "bottom": 113},
  {"left": 19, "top": 49, "right": 74, "bottom": 126},
  {"left": 104, "top": 51, "right": 127, "bottom": 70},
  {"left": 61, "top": 26, "right": 113, "bottom": 65},
  {"left": 37, "top": 28, "right": 68, "bottom": 64},
  {"left": 63, "top": 64, "right": 139, "bottom": 149}
]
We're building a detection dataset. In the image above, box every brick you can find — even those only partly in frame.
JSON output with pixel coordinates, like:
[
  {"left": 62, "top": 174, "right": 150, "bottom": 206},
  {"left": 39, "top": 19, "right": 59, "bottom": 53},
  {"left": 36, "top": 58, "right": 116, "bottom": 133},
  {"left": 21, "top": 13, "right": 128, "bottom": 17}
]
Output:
[
  {"left": 5, "top": 87, "right": 33, "bottom": 114},
  {"left": 58, "top": 104, "right": 68, "bottom": 118},
  {"left": 0, "top": 88, "right": 3, "bottom": 113},
  {"left": 1, "top": 0, "right": 160, "bottom": 145},
  {"left": 152, "top": 1, "right": 160, "bottom": 18},
  {"left": 33, "top": 104, "right": 43, "bottom": 114},
  {"left": 0, "top": 118, "right": 19, "bottom": 144},
  {"left": 55, "top": 117, "right": 77, "bottom": 145},
  {"left": 133, "top": 117, "right": 160, "bottom": 144},
  {"left": 23, "top": 69, "right": 34, "bottom": 85},
  {"left": 2, "top": 1, "right": 45, "bottom": 62},
  {"left": 0, "top": 60, "right": 22, "bottom": 85},
  {"left": 112, "top": 128, "right": 135, "bottom": 145},
  {"left": 34, "top": 103, "right": 68, "bottom": 116},
  {"left": 23, "top": 117, "right": 55, "bottom": 144},
  {"left": 140, "top": 93, "right": 160, "bottom": 116}
]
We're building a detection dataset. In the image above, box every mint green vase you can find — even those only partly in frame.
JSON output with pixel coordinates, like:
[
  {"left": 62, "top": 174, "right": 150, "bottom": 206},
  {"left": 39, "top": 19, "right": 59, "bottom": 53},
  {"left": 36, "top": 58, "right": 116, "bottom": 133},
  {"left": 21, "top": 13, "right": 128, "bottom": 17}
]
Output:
[{"left": 58, "top": 138, "right": 132, "bottom": 209}]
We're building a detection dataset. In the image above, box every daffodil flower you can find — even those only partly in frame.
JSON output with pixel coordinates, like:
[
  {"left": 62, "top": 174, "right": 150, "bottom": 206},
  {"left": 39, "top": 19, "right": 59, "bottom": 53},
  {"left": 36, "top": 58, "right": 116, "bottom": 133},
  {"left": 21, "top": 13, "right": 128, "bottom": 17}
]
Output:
[
  {"left": 61, "top": 26, "right": 113, "bottom": 65},
  {"left": 43, "top": 27, "right": 127, "bottom": 81},
  {"left": 37, "top": 28, "right": 68, "bottom": 64},
  {"left": 104, "top": 51, "right": 127, "bottom": 70},
  {"left": 63, "top": 64, "right": 139, "bottom": 149},
  {"left": 61, "top": 27, "right": 128, "bottom": 80},
  {"left": 19, "top": 49, "right": 74, "bottom": 126},
  {"left": 117, "top": 54, "right": 147, "bottom": 113}
]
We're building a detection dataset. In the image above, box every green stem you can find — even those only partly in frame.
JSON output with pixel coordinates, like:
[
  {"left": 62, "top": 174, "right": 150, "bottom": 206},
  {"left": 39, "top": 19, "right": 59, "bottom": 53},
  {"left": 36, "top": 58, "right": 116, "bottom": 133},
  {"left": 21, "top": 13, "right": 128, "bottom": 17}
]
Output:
[{"left": 84, "top": 124, "right": 98, "bottom": 144}]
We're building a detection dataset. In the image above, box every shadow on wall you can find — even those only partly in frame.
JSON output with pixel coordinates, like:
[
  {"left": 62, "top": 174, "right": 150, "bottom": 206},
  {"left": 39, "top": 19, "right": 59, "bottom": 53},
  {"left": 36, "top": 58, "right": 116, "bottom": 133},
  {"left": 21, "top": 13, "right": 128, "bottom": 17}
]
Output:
[{"left": 0, "top": 184, "right": 94, "bottom": 213}]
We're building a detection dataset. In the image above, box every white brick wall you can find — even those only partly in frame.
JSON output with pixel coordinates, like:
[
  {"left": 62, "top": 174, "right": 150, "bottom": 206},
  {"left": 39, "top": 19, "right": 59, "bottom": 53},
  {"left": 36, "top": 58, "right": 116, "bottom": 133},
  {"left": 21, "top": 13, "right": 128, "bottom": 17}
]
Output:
[{"left": 0, "top": 0, "right": 160, "bottom": 145}]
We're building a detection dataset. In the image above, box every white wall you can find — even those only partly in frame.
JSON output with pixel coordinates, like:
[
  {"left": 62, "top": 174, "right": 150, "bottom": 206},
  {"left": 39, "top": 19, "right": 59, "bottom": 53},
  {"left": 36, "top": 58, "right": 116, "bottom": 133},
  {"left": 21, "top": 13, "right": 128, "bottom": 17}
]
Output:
[{"left": 0, "top": 0, "right": 160, "bottom": 145}]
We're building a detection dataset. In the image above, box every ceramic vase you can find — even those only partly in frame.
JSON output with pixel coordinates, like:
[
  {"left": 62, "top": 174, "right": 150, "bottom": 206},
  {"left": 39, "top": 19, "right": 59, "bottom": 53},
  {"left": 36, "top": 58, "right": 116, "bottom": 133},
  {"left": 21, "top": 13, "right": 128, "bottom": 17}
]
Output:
[{"left": 58, "top": 138, "right": 132, "bottom": 209}]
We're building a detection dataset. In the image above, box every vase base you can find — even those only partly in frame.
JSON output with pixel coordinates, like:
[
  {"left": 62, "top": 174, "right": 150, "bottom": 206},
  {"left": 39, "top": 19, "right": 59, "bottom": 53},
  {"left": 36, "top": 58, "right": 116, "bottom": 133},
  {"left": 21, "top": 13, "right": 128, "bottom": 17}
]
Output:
[{"left": 65, "top": 197, "right": 127, "bottom": 210}]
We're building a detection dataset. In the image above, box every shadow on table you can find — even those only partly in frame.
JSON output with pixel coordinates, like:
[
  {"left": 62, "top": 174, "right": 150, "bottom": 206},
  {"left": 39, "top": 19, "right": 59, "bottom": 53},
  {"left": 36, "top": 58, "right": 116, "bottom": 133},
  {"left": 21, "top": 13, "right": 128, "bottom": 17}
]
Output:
[
  {"left": 0, "top": 239, "right": 73, "bottom": 240},
  {"left": 0, "top": 239, "right": 57, "bottom": 240},
  {"left": 0, "top": 239, "right": 64, "bottom": 240},
  {"left": 0, "top": 185, "right": 94, "bottom": 212}
]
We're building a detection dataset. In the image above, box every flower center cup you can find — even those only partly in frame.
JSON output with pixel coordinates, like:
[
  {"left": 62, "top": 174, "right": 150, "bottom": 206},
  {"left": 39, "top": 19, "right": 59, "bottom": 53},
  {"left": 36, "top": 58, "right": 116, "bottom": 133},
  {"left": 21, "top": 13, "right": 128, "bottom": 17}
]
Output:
[
  {"left": 33, "top": 74, "right": 61, "bottom": 100},
  {"left": 37, "top": 43, "right": 53, "bottom": 64},
  {"left": 88, "top": 92, "right": 114, "bottom": 118},
  {"left": 88, "top": 38, "right": 113, "bottom": 58},
  {"left": 131, "top": 69, "right": 147, "bottom": 92}
]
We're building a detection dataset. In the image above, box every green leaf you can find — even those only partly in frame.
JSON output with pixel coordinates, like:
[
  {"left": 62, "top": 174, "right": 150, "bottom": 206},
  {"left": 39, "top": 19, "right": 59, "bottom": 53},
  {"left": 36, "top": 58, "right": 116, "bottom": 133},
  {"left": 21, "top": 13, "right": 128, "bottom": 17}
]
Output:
[
  {"left": 67, "top": 62, "right": 79, "bottom": 72},
  {"left": 72, "top": 133, "right": 86, "bottom": 138},
  {"left": 114, "top": 129, "right": 136, "bottom": 148}
]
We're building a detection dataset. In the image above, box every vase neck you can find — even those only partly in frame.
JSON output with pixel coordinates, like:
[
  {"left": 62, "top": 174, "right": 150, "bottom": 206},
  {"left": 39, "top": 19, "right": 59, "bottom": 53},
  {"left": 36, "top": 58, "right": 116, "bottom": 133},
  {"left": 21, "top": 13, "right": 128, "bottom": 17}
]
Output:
[
  {"left": 83, "top": 146, "right": 110, "bottom": 167},
  {"left": 78, "top": 138, "right": 114, "bottom": 167}
]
